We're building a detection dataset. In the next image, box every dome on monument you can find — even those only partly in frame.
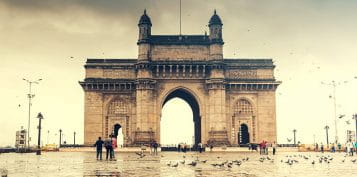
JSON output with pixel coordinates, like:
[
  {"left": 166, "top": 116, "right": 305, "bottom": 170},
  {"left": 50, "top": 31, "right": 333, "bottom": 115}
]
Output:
[
  {"left": 208, "top": 10, "right": 223, "bottom": 26},
  {"left": 138, "top": 9, "right": 152, "bottom": 26}
]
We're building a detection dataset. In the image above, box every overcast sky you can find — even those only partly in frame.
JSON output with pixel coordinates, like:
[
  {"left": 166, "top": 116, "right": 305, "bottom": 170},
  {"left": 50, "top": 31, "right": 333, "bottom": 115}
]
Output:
[{"left": 1, "top": 0, "right": 357, "bottom": 146}]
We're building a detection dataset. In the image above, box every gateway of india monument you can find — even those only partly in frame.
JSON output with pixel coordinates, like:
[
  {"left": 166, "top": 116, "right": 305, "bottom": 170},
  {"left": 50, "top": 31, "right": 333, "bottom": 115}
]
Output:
[{"left": 80, "top": 10, "right": 280, "bottom": 147}]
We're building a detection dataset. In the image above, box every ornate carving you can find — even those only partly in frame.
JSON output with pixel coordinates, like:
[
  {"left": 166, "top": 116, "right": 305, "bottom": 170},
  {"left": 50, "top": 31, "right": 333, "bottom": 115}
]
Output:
[
  {"left": 229, "top": 70, "right": 257, "bottom": 79},
  {"left": 103, "top": 69, "right": 135, "bottom": 78}
]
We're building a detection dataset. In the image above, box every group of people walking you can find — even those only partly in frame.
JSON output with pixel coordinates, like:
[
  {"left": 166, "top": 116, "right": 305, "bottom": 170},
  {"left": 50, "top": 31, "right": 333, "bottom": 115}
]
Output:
[
  {"left": 255, "top": 141, "right": 277, "bottom": 155},
  {"left": 314, "top": 140, "right": 357, "bottom": 155},
  {"left": 149, "top": 140, "right": 159, "bottom": 155},
  {"left": 93, "top": 137, "right": 283, "bottom": 159},
  {"left": 94, "top": 135, "right": 117, "bottom": 160},
  {"left": 247, "top": 141, "right": 277, "bottom": 155},
  {"left": 177, "top": 142, "right": 205, "bottom": 153}
]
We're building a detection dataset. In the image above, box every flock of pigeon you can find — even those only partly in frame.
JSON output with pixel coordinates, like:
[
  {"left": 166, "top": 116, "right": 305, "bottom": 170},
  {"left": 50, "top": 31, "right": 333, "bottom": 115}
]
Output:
[
  {"left": 279, "top": 154, "right": 357, "bottom": 166},
  {"left": 165, "top": 155, "right": 249, "bottom": 168},
  {"left": 132, "top": 152, "right": 357, "bottom": 169}
]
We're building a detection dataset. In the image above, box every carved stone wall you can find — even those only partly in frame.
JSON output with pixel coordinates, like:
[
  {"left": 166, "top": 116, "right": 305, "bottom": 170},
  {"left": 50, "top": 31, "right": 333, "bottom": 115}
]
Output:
[
  {"left": 227, "top": 69, "right": 274, "bottom": 80},
  {"left": 103, "top": 69, "right": 136, "bottom": 79},
  {"left": 151, "top": 45, "right": 210, "bottom": 61}
]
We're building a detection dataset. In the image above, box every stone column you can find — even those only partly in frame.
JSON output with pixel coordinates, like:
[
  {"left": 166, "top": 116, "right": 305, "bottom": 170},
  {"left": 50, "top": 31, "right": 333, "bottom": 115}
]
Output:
[
  {"left": 207, "top": 80, "right": 229, "bottom": 146},
  {"left": 134, "top": 62, "right": 157, "bottom": 145},
  {"left": 257, "top": 90, "right": 277, "bottom": 143},
  {"left": 84, "top": 91, "right": 103, "bottom": 145}
]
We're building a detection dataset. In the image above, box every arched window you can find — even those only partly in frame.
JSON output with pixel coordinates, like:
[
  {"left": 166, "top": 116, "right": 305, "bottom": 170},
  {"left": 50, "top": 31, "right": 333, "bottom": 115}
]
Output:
[
  {"left": 234, "top": 99, "right": 253, "bottom": 115},
  {"left": 108, "top": 99, "right": 128, "bottom": 115}
]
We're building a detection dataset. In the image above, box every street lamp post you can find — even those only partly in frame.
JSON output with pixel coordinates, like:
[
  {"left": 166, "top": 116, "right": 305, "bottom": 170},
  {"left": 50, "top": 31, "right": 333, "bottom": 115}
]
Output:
[
  {"left": 23, "top": 78, "right": 42, "bottom": 149},
  {"left": 324, "top": 125, "right": 329, "bottom": 145},
  {"left": 293, "top": 129, "right": 297, "bottom": 145},
  {"left": 321, "top": 80, "right": 348, "bottom": 144},
  {"left": 59, "top": 129, "right": 62, "bottom": 148},
  {"left": 36, "top": 112, "right": 44, "bottom": 155}
]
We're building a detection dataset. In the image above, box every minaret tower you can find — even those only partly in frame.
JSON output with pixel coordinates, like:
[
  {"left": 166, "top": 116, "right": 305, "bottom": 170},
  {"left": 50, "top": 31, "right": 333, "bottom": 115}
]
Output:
[
  {"left": 137, "top": 9, "right": 152, "bottom": 61},
  {"left": 135, "top": 10, "right": 156, "bottom": 145},
  {"left": 207, "top": 10, "right": 229, "bottom": 145},
  {"left": 209, "top": 10, "right": 224, "bottom": 60}
]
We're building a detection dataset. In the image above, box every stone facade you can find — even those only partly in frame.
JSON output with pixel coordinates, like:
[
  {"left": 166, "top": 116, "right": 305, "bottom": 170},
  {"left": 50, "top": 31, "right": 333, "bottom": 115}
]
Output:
[{"left": 80, "top": 10, "right": 280, "bottom": 146}]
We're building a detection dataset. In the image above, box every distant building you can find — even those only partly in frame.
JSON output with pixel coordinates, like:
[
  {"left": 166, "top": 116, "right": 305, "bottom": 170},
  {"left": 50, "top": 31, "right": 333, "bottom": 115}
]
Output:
[{"left": 15, "top": 127, "right": 27, "bottom": 149}]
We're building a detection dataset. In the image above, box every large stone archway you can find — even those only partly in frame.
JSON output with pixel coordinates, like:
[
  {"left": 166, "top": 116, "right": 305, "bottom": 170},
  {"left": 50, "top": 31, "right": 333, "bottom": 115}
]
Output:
[
  {"left": 80, "top": 10, "right": 280, "bottom": 146},
  {"left": 159, "top": 88, "right": 201, "bottom": 146}
]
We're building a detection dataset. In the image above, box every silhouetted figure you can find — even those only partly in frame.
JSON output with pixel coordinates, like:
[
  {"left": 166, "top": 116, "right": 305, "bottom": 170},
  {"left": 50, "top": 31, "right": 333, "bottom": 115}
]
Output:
[
  {"left": 331, "top": 143, "right": 336, "bottom": 153},
  {"left": 111, "top": 134, "right": 117, "bottom": 159},
  {"left": 315, "top": 143, "right": 319, "bottom": 152},
  {"left": 346, "top": 141, "right": 354, "bottom": 156},
  {"left": 104, "top": 135, "right": 113, "bottom": 160},
  {"left": 337, "top": 143, "right": 342, "bottom": 152},
  {"left": 153, "top": 141, "right": 158, "bottom": 155},
  {"left": 183, "top": 143, "right": 187, "bottom": 153},
  {"left": 94, "top": 137, "right": 104, "bottom": 160},
  {"left": 272, "top": 141, "right": 277, "bottom": 155},
  {"left": 198, "top": 143, "right": 203, "bottom": 153}
]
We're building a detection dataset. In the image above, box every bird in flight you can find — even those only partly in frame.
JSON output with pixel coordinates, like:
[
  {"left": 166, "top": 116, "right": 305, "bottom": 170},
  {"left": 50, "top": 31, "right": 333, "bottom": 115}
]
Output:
[
  {"left": 338, "top": 114, "right": 345, "bottom": 119},
  {"left": 287, "top": 138, "right": 292, "bottom": 142}
]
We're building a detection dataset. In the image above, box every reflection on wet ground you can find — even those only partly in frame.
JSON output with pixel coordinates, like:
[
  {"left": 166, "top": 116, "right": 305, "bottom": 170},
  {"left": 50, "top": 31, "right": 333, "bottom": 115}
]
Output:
[{"left": 1, "top": 151, "right": 357, "bottom": 176}]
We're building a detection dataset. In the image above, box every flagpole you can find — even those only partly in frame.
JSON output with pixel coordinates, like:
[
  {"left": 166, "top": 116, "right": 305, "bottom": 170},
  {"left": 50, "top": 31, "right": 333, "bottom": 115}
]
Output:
[{"left": 180, "top": 0, "right": 182, "bottom": 35}]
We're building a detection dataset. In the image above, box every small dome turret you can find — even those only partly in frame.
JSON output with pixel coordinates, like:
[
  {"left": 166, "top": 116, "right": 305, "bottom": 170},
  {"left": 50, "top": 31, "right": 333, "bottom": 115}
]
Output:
[
  {"left": 208, "top": 10, "right": 223, "bottom": 27},
  {"left": 138, "top": 9, "right": 152, "bottom": 26}
]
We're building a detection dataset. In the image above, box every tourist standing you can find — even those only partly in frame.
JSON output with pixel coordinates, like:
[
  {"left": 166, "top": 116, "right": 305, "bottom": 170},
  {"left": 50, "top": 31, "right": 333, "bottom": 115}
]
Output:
[
  {"left": 320, "top": 143, "right": 324, "bottom": 153},
  {"left": 259, "top": 141, "right": 263, "bottom": 155},
  {"left": 346, "top": 141, "right": 353, "bottom": 156},
  {"left": 94, "top": 137, "right": 104, "bottom": 160},
  {"left": 315, "top": 143, "right": 319, "bottom": 152},
  {"left": 331, "top": 143, "right": 336, "bottom": 153},
  {"left": 260, "top": 141, "right": 267, "bottom": 155},
  {"left": 104, "top": 135, "right": 113, "bottom": 160},
  {"left": 111, "top": 134, "right": 117, "bottom": 160},
  {"left": 272, "top": 141, "right": 277, "bottom": 155},
  {"left": 153, "top": 141, "right": 158, "bottom": 155},
  {"left": 198, "top": 142, "right": 203, "bottom": 153},
  {"left": 265, "top": 141, "right": 269, "bottom": 155},
  {"left": 183, "top": 143, "right": 188, "bottom": 153},
  {"left": 337, "top": 143, "right": 342, "bottom": 152}
]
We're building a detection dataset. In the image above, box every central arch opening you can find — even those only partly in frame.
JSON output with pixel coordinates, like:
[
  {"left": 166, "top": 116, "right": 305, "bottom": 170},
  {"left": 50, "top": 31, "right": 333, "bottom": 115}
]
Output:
[{"left": 160, "top": 89, "right": 201, "bottom": 148}]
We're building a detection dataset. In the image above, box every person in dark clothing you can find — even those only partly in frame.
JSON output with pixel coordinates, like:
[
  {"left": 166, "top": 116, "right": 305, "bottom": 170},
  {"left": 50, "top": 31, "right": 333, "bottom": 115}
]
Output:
[
  {"left": 153, "top": 141, "right": 158, "bottom": 155},
  {"left": 104, "top": 135, "right": 113, "bottom": 160},
  {"left": 94, "top": 137, "right": 104, "bottom": 160},
  {"left": 198, "top": 143, "right": 203, "bottom": 153}
]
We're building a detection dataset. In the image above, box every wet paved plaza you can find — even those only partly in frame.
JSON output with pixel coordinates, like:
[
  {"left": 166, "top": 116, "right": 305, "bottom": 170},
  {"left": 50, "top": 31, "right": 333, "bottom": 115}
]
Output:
[{"left": 1, "top": 151, "right": 357, "bottom": 177}]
